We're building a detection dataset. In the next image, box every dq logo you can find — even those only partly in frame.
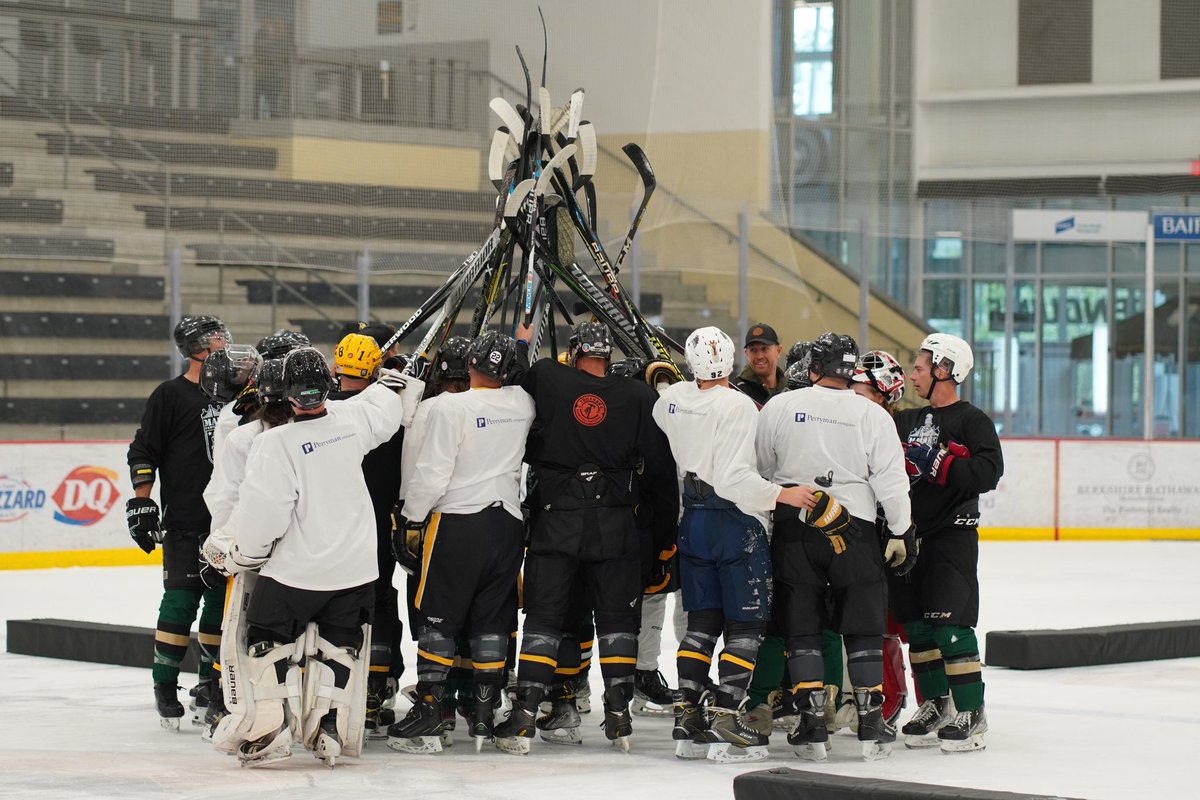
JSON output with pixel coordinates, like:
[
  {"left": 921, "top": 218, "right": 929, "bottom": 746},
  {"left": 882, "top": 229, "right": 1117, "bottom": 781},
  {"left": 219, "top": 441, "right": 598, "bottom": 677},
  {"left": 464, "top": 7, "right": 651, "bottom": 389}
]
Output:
[{"left": 52, "top": 466, "right": 119, "bottom": 526}]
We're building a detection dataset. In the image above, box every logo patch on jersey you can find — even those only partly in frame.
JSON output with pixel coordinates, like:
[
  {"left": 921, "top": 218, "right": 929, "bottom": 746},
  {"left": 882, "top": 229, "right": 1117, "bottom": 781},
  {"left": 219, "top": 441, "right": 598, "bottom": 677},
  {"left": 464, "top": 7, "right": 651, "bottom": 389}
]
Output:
[
  {"left": 201, "top": 403, "right": 222, "bottom": 464},
  {"left": 477, "top": 417, "right": 487, "bottom": 428},
  {"left": 907, "top": 413, "right": 940, "bottom": 448},
  {"left": 668, "top": 403, "right": 676, "bottom": 414},
  {"left": 573, "top": 394, "right": 607, "bottom": 427},
  {"left": 302, "top": 442, "right": 315, "bottom": 454},
  {"left": 794, "top": 412, "right": 806, "bottom": 422}
]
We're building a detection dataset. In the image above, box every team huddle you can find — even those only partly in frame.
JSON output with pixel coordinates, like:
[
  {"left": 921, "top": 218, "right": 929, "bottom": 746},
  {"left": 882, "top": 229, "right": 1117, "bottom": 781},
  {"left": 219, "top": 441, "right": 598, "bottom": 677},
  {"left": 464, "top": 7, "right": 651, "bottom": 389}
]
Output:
[{"left": 126, "top": 314, "right": 1002, "bottom": 768}]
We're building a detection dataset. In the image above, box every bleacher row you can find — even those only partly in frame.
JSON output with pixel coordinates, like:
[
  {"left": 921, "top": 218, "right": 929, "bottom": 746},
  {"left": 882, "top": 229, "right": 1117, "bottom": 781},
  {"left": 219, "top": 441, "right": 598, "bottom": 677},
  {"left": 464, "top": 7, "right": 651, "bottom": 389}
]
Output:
[
  {"left": 0, "top": 96, "right": 231, "bottom": 135},
  {"left": 138, "top": 206, "right": 494, "bottom": 243}
]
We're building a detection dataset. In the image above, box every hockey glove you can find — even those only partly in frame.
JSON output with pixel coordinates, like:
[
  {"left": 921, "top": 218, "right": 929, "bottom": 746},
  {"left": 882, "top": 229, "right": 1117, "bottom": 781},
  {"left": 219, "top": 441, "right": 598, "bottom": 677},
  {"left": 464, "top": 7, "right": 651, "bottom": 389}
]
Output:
[
  {"left": 231, "top": 383, "right": 260, "bottom": 418},
  {"left": 390, "top": 502, "right": 427, "bottom": 576},
  {"left": 125, "top": 497, "right": 162, "bottom": 554},
  {"left": 884, "top": 524, "right": 918, "bottom": 577},
  {"left": 645, "top": 544, "right": 677, "bottom": 594},
  {"left": 226, "top": 544, "right": 269, "bottom": 574},
  {"left": 198, "top": 558, "right": 226, "bottom": 590},
  {"left": 377, "top": 367, "right": 407, "bottom": 393},
  {"left": 808, "top": 491, "right": 850, "bottom": 554},
  {"left": 904, "top": 442, "right": 958, "bottom": 486}
]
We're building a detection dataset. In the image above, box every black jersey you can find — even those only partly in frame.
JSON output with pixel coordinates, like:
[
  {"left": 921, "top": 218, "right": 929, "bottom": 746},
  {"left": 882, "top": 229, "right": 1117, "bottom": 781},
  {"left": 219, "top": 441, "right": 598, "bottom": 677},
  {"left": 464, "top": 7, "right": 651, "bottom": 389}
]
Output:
[
  {"left": 894, "top": 400, "right": 1003, "bottom": 534},
  {"left": 520, "top": 358, "right": 677, "bottom": 549},
  {"left": 127, "top": 375, "right": 222, "bottom": 531},
  {"left": 330, "top": 388, "right": 404, "bottom": 528}
]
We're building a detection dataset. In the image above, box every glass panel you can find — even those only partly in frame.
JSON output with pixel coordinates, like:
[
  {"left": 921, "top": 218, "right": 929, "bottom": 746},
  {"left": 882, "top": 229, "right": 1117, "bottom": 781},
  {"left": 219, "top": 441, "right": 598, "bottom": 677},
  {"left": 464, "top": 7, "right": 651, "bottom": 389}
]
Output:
[
  {"left": 1110, "top": 283, "right": 1146, "bottom": 437},
  {"left": 972, "top": 281, "right": 1007, "bottom": 425},
  {"left": 1040, "top": 281, "right": 1109, "bottom": 436},
  {"left": 1185, "top": 280, "right": 1200, "bottom": 437},
  {"left": 793, "top": 2, "right": 834, "bottom": 116},
  {"left": 1015, "top": 243, "right": 1037, "bottom": 274},
  {"left": 1113, "top": 242, "right": 1147, "bottom": 274},
  {"left": 1012, "top": 282, "right": 1038, "bottom": 435},
  {"left": 924, "top": 279, "right": 965, "bottom": 337},
  {"left": 1043, "top": 242, "right": 1106, "bottom": 275},
  {"left": 1185, "top": 243, "right": 1200, "bottom": 274}
]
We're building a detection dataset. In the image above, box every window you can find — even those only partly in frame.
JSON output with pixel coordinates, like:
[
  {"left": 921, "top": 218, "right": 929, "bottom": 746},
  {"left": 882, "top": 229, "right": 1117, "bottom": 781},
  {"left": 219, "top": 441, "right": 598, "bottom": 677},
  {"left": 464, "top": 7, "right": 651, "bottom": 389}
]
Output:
[
  {"left": 378, "top": 1, "right": 407, "bottom": 35},
  {"left": 1018, "top": 0, "right": 1092, "bottom": 86},
  {"left": 793, "top": 2, "right": 834, "bottom": 116},
  {"left": 1161, "top": 0, "right": 1200, "bottom": 79}
]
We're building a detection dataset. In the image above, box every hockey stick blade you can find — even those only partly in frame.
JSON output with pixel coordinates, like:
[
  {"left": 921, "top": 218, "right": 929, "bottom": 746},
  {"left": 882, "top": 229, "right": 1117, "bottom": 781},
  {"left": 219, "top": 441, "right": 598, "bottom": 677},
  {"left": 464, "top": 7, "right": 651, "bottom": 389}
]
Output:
[{"left": 489, "top": 97, "right": 525, "bottom": 142}]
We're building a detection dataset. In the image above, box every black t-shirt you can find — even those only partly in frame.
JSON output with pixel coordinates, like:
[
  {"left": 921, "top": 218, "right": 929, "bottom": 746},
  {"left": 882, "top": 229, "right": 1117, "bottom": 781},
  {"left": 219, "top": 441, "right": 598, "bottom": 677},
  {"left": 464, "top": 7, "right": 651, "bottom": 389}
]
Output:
[
  {"left": 127, "top": 375, "right": 222, "bottom": 531},
  {"left": 329, "top": 388, "right": 404, "bottom": 531},
  {"left": 894, "top": 400, "right": 1003, "bottom": 534}
]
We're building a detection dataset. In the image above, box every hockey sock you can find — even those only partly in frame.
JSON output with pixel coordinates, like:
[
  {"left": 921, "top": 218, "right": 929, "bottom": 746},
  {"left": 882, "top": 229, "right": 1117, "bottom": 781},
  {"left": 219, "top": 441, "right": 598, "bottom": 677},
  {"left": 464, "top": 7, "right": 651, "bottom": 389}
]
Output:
[
  {"left": 597, "top": 629, "right": 638, "bottom": 689},
  {"left": 152, "top": 587, "right": 201, "bottom": 685},
  {"left": 715, "top": 620, "right": 765, "bottom": 708},
  {"left": 784, "top": 634, "right": 824, "bottom": 696},
  {"left": 469, "top": 633, "right": 507, "bottom": 688},
  {"left": 197, "top": 585, "right": 224, "bottom": 681},
  {"left": 902, "top": 621, "right": 949, "bottom": 700},
  {"left": 677, "top": 608, "right": 723, "bottom": 696},
  {"left": 931, "top": 625, "right": 983, "bottom": 711},
  {"left": 506, "top": 630, "right": 518, "bottom": 673},
  {"left": 416, "top": 626, "right": 456, "bottom": 685},
  {"left": 516, "top": 624, "right": 562, "bottom": 691},
  {"left": 552, "top": 634, "right": 582, "bottom": 680},
  {"left": 746, "top": 634, "right": 785, "bottom": 708},
  {"left": 843, "top": 634, "right": 884, "bottom": 691},
  {"left": 636, "top": 591, "right": 669, "bottom": 671},
  {"left": 821, "top": 629, "right": 844, "bottom": 686}
]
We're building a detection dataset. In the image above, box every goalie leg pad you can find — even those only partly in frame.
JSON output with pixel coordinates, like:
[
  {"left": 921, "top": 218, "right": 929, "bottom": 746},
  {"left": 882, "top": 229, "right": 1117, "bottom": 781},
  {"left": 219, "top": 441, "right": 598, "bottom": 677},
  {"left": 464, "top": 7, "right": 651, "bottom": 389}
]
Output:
[
  {"left": 301, "top": 623, "right": 371, "bottom": 760},
  {"left": 230, "top": 639, "right": 303, "bottom": 765}
]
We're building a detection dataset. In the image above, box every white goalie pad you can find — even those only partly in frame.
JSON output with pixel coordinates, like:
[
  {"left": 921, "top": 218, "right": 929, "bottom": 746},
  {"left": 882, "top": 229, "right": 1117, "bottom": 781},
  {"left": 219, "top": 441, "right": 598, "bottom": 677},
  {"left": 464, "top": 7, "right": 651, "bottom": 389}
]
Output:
[{"left": 300, "top": 622, "right": 372, "bottom": 759}]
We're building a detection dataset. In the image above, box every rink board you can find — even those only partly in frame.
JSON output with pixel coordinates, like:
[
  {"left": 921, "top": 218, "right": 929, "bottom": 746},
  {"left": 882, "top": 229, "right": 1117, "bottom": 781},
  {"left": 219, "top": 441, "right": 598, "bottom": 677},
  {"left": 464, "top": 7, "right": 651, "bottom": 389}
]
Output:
[
  {"left": 985, "top": 619, "right": 1200, "bottom": 669},
  {"left": 6, "top": 618, "right": 200, "bottom": 672},
  {"left": 733, "top": 768, "right": 1086, "bottom": 800}
]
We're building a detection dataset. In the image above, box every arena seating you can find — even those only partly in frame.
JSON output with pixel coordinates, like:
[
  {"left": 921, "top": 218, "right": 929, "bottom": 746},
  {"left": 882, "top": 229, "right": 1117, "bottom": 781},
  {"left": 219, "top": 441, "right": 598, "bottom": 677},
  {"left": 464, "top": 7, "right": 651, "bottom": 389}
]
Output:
[{"left": 37, "top": 133, "right": 276, "bottom": 169}]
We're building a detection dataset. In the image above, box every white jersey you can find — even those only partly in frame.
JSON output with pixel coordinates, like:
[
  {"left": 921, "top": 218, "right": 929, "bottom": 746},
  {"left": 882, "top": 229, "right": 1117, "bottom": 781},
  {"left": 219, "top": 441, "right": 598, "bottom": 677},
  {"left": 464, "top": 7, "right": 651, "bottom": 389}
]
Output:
[
  {"left": 756, "top": 385, "right": 911, "bottom": 534},
  {"left": 211, "top": 403, "right": 240, "bottom": 467},
  {"left": 398, "top": 395, "right": 439, "bottom": 502},
  {"left": 222, "top": 383, "right": 404, "bottom": 591},
  {"left": 204, "top": 418, "right": 265, "bottom": 531},
  {"left": 652, "top": 381, "right": 781, "bottom": 529},
  {"left": 402, "top": 386, "right": 535, "bottom": 522}
]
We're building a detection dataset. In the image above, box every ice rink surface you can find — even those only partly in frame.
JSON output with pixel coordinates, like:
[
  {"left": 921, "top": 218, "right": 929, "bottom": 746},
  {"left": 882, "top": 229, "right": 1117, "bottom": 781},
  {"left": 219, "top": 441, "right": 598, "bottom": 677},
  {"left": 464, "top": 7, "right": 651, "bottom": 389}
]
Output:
[{"left": 2, "top": 541, "right": 1198, "bottom": 800}]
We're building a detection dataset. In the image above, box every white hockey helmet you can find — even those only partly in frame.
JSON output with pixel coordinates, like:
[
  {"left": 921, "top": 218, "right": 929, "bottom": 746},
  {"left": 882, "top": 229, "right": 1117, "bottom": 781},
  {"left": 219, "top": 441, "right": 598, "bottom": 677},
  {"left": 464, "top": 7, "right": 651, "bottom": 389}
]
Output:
[
  {"left": 685, "top": 326, "right": 736, "bottom": 381},
  {"left": 919, "top": 333, "right": 973, "bottom": 384}
]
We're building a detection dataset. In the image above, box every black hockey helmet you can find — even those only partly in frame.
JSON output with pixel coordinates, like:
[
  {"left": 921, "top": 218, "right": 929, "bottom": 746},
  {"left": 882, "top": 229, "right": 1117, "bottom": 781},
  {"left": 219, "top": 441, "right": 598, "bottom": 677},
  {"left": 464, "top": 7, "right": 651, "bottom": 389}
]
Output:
[
  {"left": 786, "top": 340, "right": 813, "bottom": 368},
  {"left": 809, "top": 332, "right": 859, "bottom": 382},
  {"left": 199, "top": 344, "right": 262, "bottom": 404},
  {"left": 785, "top": 360, "right": 812, "bottom": 390},
  {"left": 257, "top": 358, "right": 287, "bottom": 404},
  {"left": 256, "top": 329, "right": 310, "bottom": 360},
  {"left": 174, "top": 315, "right": 229, "bottom": 359},
  {"left": 569, "top": 320, "right": 613, "bottom": 362},
  {"left": 606, "top": 358, "right": 647, "bottom": 379},
  {"left": 467, "top": 330, "right": 516, "bottom": 382},
  {"left": 282, "top": 347, "right": 335, "bottom": 410},
  {"left": 438, "top": 336, "right": 472, "bottom": 381}
]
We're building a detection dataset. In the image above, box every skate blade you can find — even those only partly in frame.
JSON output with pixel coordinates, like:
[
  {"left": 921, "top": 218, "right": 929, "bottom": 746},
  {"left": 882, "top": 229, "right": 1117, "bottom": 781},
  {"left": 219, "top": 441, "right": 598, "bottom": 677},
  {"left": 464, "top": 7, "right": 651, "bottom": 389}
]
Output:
[
  {"left": 494, "top": 736, "right": 531, "bottom": 755},
  {"left": 610, "top": 735, "right": 631, "bottom": 753},
  {"left": 861, "top": 740, "right": 892, "bottom": 761},
  {"left": 159, "top": 717, "right": 181, "bottom": 732},
  {"left": 631, "top": 697, "right": 672, "bottom": 717},
  {"left": 707, "top": 742, "right": 768, "bottom": 764},
  {"left": 792, "top": 742, "right": 827, "bottom": 762},
  {"left": 239, "top": 742, "right": 293, "bottom": 768},
  {"left": 190, "top": 712, "right": 208, "bottom": 727},
  {"left": 473, "top": 735, "right": 488, "bottom": 753},
  {"left": 674, "top": 739, "right": 709, "bottom": 760},
  {"left": 386, "top": 735, "right": 443, "bottom": 754},
  {"left": 365, "top": 726, "right": 389, "bottom": 741},
  {"left": 538, "top": 726, "right": 583, "bottom": 746},
  {"left": 903, "top": 733, "right": 941, "bottom": 749},
  {"left": 940, "top": 733, "right": 986, "bottom": 753},
  {"left": 441, "top": 729, "right": 454, "bottom": 747}
]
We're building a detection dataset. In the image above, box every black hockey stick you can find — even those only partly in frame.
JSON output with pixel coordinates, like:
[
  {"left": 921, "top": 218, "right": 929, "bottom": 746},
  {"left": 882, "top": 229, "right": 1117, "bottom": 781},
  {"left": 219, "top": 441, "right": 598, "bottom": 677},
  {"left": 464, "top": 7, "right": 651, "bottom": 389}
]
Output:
[{"left": 613, "top": 143, "right": 656, "bottom": 271}]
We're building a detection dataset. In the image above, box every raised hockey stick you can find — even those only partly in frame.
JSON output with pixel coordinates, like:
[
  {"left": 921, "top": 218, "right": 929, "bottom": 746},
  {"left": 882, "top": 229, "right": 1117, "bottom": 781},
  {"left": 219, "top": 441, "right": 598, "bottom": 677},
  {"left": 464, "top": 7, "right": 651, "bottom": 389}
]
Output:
[{"left": 613, "top": 143, "right": 656, "bottom": 271}]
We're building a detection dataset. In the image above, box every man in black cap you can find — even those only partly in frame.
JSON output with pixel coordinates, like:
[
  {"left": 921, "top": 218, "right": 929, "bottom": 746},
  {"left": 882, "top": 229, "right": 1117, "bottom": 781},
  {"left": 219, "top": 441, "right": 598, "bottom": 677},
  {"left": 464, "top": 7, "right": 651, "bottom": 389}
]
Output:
[{"left": 734, "top": 323, "right": 785, "bottom": 407}]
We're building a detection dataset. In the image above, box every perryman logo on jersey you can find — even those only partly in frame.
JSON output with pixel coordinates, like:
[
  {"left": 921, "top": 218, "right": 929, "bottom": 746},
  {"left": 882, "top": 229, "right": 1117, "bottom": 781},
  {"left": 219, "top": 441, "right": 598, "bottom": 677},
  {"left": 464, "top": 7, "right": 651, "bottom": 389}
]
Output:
[
  {"left": 300, "top": 433, "right": 355, "bottom": 454},
  {"left": 0, "top": 475, "right": 46, "bottom": 523},
  {"left": 668, "top": 403, "right": 676, "bottom": 414},
  {"left": 795, "top": 412, "right": 807, "bottom": 422},
  {"left": 52, "top": 466, "right": 119, "bottom": 526},
  {"left": 477, "top": 415, "right": 517, "bottom": 428},
  {"left": 476, "top": 417, "right": 487, "bottom": 428}
]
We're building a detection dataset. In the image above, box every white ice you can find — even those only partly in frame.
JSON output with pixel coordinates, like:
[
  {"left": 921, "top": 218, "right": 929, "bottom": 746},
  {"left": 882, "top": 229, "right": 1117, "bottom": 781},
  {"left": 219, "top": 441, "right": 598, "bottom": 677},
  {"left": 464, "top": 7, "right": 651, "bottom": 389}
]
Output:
[{"left": 2, "top": 541, "right": 1198, "bottom": 800}]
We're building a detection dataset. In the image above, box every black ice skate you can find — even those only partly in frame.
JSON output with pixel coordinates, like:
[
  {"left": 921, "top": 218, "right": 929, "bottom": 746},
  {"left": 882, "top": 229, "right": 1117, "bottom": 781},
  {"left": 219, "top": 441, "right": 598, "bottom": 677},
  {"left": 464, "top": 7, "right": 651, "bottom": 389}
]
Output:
[
  {"left": 855, "top": 688, "right": 897, "bottom": 761},
  {"left": 494, "top": 687, "right": 540, "bottom": 755},
  {"left": 901, "top": 694, "right": 955, "bottom": 749},
  {"left": 201, "top": 681, "right": 228, "bottom": 743},
  {"left": 787, "top": 688, "right": 829, "bottom": 762},
  {"left": 631, "top": 669, "right": 674, "bottom": 716},
  {"left": 770, "top": 688, "right": 799, "bottom": 732},
  {"left": 154, "top": 683, "right": 184, "bottom": 732},
  {"left": 705, "top": 704, "right": 769, "bottom": 764},
  {"left": 672, "top": 691, "right": 708, "bottom": 760},
  {"left": 600, "top": 684, "right": 633, "bottom": 752},
  {"left": 537, "top": 682, "right": 583, "bottom": 746},
  {"left": 569, "top": 674, "right": 592, "bottom": 713},
  {"left": 365, "top": 673, "right": 395, "bottom": 740},
  {"left": 468, "top": 683, "right": 500, "bottom": 752},
  {"left": 189, "top": 678, "right": 215, "bottom": 727},
  {"left": 313, "top": 710, "right": 341, "bottom": 768},
  {"left": 386, "top": 685, "right": 448, "bottom": 754},
  {"left": 938, "top": 705, "right": 987, "bottom": 753}
]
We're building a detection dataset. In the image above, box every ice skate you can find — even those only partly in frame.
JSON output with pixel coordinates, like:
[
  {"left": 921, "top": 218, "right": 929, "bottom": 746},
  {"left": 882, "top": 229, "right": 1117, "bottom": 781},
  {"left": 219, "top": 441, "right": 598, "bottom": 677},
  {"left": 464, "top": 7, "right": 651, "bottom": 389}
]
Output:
[
  {"left": 787, "top": 688, "right": 829, "bottom": 762},
  {"left": 189, "top": 678, "right": 215, "bottom": 727},
  {"left": 154, "top": 683, "right": 184, "bottom": 732},
  {"left": 238, "top": 726, "right": 292, "bottom": 767},
  {"left": 855, "top": 689, "right": 896, "bottom": 761},
  {"left": 468, "top": 683, "right": 500, "bottom": 752},
  {"left": 938, "top": 706, "right": 987, "bottom": 753},
  {"left": 386, "top": 685, "right": 447, "bottom": 754},
  {"left": 631, "top": 669, "right": 673, "bottom": 716},
  {"left": 834, "top": 691, "right": 859, "bottom": 733},
  {"left": 672, "top": 691, "right": 708, "bottom": 760},
  {"left": 744, "top": 703, "right": 775, "bottom": 737},
  {"left": 569, "top": 674, "right": 592, "bottom": 714},
  {"left": 537, "top": 683, "right": 583, "bottom": 745},
  {"left": 822, "top": 684, "right": 841, "bottom": 734},
  {"left": 494, "top": 688, "right": 539, "bottom": 755},
  {"left": 313, "top": 712, "right": 341, "bottom": 768},
  {"left": 201, "top": 681, "right": 227, "bottom": 743},
  {"left": 768, "top": 688, "right": 798, "bottom": 732},
  {"left": 365, "top": 673, "right": 395, "bottom": 741},
  {"left": 600, "top": 684, "right": 633, "bottom": 752},
  {"left": 902, "top": 694, "right": 955, "bottom": 749},
  {"left": 705, "top": 705, "right": 769, "bottom": 764}
]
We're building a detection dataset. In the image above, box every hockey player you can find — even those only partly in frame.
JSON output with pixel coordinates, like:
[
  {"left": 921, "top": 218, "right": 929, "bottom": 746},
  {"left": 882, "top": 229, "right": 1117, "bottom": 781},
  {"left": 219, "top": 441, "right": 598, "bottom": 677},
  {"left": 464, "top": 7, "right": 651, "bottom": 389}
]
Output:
[
  {"left": 494, "top": 320, "right": 677, "bottom": 754},
  {"left": 327, "top": 332, "right": 406, "bottom": 738},
  {"left": 204, "top": 347, "right": 421, "bottom": 767},
  {"left": 756, "top": 332, "right": 914, "bottom": 762},
  {"left": 127, "top": 314, "right": 229, "bottom": 731},
  {"left": 653, "top": 326, "right": 816, "bottom": 764},
  {"left": 894, "top": 334, "right": 1002, "bottom": 753},
  {"left": 386, "top": 332, "right": 535, "bottom": 754}
]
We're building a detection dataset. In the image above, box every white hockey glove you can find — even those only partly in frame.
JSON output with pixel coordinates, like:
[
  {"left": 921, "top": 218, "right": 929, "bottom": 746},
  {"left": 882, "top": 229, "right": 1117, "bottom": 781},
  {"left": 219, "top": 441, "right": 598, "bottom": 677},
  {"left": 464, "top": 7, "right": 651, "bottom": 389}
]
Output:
[
  {"left": 226, "top": 544, "right": 269, "bottom": 574},
  {"left": 883, "top": 537, "right": 906, "bottom": 567},
  {"left": 200, "top": 532, "right": 233, "bottom": 576},
  {"left": 377, "top": 367, "right": 407, "bottom": 393}
]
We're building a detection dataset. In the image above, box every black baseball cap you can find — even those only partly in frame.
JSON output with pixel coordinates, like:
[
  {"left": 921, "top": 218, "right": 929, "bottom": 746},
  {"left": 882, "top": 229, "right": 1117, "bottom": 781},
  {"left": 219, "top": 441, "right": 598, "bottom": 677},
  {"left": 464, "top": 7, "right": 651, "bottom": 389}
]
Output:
[{"left": 745, "top": 323, "right": 780, "bottom": 347}]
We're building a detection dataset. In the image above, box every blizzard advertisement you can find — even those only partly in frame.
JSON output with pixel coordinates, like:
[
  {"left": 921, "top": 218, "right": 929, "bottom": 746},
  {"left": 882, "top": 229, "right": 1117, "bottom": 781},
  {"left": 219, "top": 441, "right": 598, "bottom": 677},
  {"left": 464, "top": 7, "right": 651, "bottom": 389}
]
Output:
[{"left": 0, "top": 442, "right": 154, "bottom": 556}]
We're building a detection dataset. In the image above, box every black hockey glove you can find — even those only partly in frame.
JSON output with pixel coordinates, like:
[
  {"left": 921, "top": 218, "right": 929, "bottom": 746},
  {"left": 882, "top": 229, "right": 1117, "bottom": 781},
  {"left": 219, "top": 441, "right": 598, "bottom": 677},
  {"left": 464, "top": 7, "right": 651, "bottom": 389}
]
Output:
[
  {"left": 884, "top": 524, "right": 918, "bottom": 577},
  {"left": 645, "top": 544, "right": 677, "bottom": 594},
  {"left": 198, "top": 557, "right": 226, "bottom": 590},
  {"left": 126, "top": 497, "right": 162, "bottom": 554},
  {"left": 390, "top": 501, "right": 426, "bottom": 576},
  {"left": 808, "top": 490, "right": 851, "bottom": 555}
]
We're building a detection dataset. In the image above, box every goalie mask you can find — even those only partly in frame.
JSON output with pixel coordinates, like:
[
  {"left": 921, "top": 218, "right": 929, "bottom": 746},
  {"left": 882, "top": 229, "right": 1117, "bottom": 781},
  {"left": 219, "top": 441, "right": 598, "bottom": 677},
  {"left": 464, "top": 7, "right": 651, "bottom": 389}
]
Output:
[
  {"left": 569, "top": 321, "right": 613, "bottom": 363},
  {"left": 467, "top": 331, "right": 516, "bottom": 382},
  {"left": 852, "top": 350, "right": 905, "bottom": 406},
  {"left": 256, "top": 329, "right": 310, "bottom": 360},
  {"left": 174, "top": 315, "right": 229, "bottom": 360},
  {"left": 334, "top": 333, "right": 382, "bottom": 379},
  {"left": 685, "top": 326, "right": 735, "bottom": 381},
  {"left": 810, "top": 332, "right": 858, "bottom": 382},
  {"left": 200, "top": 344, "right": 263, "bottom": 404},
  {"left": 437, "top": 336, "right": 472, "bottom": 381},
  {"left": 282, "top": 347, "right": 335, "bottom": 411}
]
